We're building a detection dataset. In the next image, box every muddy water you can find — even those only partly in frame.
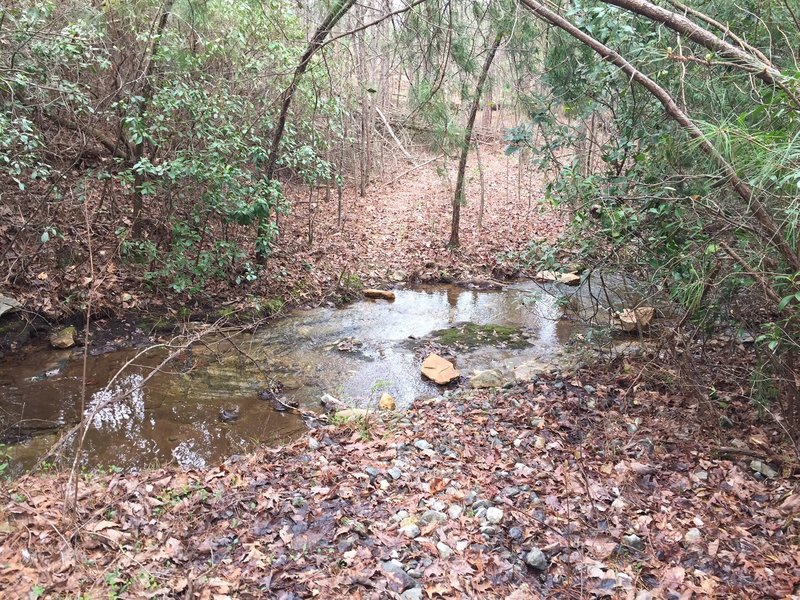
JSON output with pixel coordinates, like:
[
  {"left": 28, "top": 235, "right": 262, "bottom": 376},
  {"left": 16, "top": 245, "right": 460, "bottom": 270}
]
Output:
[{"left": 0, "top": 282, "right": 580, "bottom": 474}]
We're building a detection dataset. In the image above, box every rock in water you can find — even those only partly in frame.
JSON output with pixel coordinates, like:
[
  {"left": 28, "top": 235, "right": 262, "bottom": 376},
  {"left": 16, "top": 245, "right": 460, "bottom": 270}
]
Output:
[
  {"left": 558, "top": 273, "right": 581, "bottom": 286},
  {"left": 616, "top": 307, "right": 655, "bottom": 332},
  {"left": 219, "top": 407, "right": 240, "bottom": 422},
  {"left": 379, "top": 392, "right": 396, "bottom": 410},
  {"left": 533, "top": 270, "right": 558, "bottom": 283},
  {"left": 363, "top": 289, "right": 396, "bottom": 301},
  {"left": 421, "top": 354, "right": 460, "bottom": 385},
  {"left": 50, "top": 326, "right": 77, "bottom": 349}
]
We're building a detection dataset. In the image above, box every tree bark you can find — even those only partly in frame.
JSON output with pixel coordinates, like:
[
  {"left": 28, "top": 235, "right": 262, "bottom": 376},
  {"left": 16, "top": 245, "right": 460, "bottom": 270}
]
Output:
[
  {"left": 517, "top": 0, "right": 800, "bottom": 273},
  {"left": 599, "top": 0, "right": 800, "bottom": 107},
  {"left": 449, "top": 33, "right": 503, "bottom": 248}
]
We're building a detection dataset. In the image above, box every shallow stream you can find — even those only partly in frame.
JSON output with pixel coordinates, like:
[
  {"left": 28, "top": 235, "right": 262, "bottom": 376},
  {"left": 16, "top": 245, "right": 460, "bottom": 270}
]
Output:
[{"left": 0, "top": 281, "right": 589, "bottom": 474}]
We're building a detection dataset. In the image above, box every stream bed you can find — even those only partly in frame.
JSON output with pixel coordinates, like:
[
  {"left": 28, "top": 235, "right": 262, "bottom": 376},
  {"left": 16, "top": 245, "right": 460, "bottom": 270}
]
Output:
[{"left": 0, "top": 281, "right": 587, "bottom": 474}]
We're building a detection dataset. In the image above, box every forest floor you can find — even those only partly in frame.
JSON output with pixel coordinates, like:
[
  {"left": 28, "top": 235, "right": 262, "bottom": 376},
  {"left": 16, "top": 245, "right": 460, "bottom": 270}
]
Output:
[
  {"left": 1, "top": 364, "right": 798, "bottom": 599},
  {"left": 1, "top": 142, "right": 563, "bottom": 331}
]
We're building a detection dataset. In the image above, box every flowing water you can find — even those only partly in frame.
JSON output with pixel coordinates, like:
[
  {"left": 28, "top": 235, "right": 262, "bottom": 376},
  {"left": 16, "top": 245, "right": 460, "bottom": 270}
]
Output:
[{"left": 0, "top": 282, "right": 588, "bottom": 474}]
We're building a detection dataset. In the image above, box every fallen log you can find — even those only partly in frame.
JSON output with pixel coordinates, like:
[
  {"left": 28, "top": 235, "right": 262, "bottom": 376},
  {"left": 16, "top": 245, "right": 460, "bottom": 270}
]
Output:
[{"left": 363, "top": 289, "right": 396, "bottom": 301}]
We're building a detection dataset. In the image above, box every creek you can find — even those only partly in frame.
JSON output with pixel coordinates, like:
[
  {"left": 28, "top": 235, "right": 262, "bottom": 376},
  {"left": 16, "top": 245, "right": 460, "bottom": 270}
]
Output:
[{"left": 0, "top": 281, "right": 602, "bottom": 474}]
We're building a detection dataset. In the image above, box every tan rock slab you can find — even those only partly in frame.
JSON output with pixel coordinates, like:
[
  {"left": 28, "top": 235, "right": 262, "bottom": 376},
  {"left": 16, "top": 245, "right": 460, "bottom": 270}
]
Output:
[{"left": 421, "top": 353, "right": 460, "bottom": 385}]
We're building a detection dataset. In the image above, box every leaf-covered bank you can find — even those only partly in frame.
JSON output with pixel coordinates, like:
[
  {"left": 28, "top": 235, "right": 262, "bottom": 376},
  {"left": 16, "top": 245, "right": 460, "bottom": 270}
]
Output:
[{"left": 2, "top": 369, "right": 797, "bottom": 598}]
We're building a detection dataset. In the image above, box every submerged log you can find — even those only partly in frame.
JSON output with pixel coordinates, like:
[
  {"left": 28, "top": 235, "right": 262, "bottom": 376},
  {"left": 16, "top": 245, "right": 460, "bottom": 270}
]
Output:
[{"left": 363, "top": 289, "right": 396, "bottom": 301}]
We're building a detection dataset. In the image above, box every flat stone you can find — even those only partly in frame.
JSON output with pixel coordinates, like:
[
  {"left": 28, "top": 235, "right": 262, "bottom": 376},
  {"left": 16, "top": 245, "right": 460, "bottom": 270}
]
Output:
[
  {"left": 334, "top": 408, "right": 368, "bottom": 421},
  {"left": 413, "top": 439, "right": 432, "bottom": 451},
  {"left": 559, "top": 273, "right": 581, "bottom": 286},
  {"left": 421, "top": 354, "right": 460, "bottom": 385},
  {"left": 533, "top": 270, "right": 558, "bottom": 283},
  {"left": 447, "top": 504, "right": 463, "bottom": 519},
  {"left": 400, "top": 589, "right": 423, "bottom": 600},
  {"left": 616, "top": 306, "right": 655, "bottom": 332},
  {"left": 381, "top": 560, "right": 416, "bottom": 592},
  {"left": 388, "top": 467, "right": 403, "bottom": 480},
  {"left": 420, "top": 510, "right": 447, "bottom": 525},
  {"left": 621, "top": 534, "right": 645, "bottom": 550},
  {"left": 514, "top": 361, "right": 548, "bottom": 383}
]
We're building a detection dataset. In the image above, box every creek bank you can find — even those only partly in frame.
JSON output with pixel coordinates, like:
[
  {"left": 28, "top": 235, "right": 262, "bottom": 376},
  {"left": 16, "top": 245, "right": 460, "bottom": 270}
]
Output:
[{"left": 1, "top": 371, "right": 796, "bottom": 599}]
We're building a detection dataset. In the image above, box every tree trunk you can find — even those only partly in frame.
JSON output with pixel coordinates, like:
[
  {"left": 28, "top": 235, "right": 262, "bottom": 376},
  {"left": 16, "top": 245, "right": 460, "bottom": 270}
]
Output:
[
  {"left": 131, "top": 0, "right": 174, "bottom": 238},
  {"left": 517, "top": 0, "right": 800, "bottom": 273},
  {"left": 449, "top": 33, "right": 503, "bottom": 248}
]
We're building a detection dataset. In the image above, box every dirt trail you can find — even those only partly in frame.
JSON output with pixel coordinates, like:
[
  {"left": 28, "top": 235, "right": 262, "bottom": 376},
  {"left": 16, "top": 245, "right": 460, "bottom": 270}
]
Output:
[{"left": 271, "top": 142, "right": 563, "bottom": 298}]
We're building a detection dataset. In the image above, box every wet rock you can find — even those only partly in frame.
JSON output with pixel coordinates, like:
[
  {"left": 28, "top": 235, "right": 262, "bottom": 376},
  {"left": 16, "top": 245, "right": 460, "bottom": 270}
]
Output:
[
  {"left": 524, "top": 547, "right": 548, "bottom": 570},
  {"left": 379, "top": 392, "right": 396, "bottom": 410},
  {"left": 364, "top": 289, "right": 396, "bottom": 301},
  {"left": 436, "top": 542, "right": 453, "bottom": 559},
  {"left": 421, "top": 353, "right": 460, "bottom": 385},
  {"left": 50, "top": 326, "right": 76, "bottom": 349},
  {"left": 469, "top": 369, "right": 511, "bottom": 389},
  {"left": 380, "top": 559, "right": 416, "bottom": 592},
  {"left": 485, "top": 507, "right": 504, "bottom": 524},
  {"left": 219, "top": 407, "right": 240, "bottom": 422},
  {"left": 413, "top": 439, "right": 432, "bottom": 451},
  {"left": 559, "top": 273, "right": 581, "bottom": 286},
  {"left": 533, "top": 271, "right": 558, "bottom": 283},
  {"left": 621, "top": 534, "right": 645, "bottom": 550}
]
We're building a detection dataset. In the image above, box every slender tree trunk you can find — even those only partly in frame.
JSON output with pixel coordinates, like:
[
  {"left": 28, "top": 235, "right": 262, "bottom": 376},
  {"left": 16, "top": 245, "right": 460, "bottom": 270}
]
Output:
[
  {"left": 258, "top": 0, "right": 357, "bottom": 255},
  {"left": 449, "top": 33, "right": 503, "bottom": 248},
  {"left": 517, "top": 0, "right": 800, "bottom": 273},
  {"left": 131, "top": 0, "right": 174, "bottom": 238},
  {"left": 476, "top": 139, "right": 486, "bottom": 229}
]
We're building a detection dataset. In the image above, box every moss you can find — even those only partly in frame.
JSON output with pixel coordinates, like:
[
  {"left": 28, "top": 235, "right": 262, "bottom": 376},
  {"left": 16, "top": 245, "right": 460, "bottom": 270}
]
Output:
[
  {"left": 433, "top": 322, "right": 530, "bottom": 349},
  {"left": 260, "top": 298, "right": 285, "bottom": 315}
]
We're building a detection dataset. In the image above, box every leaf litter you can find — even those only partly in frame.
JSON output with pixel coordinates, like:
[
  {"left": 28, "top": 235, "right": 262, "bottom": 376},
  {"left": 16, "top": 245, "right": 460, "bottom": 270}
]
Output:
[{"left": 1, "top": 368, "right": 797, "bottom": 598}]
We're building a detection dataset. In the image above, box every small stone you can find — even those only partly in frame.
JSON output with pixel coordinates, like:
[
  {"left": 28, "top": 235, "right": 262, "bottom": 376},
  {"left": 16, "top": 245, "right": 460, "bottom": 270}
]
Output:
[
  {"left": 435, "top": 541, "right": 453, "bottom": 559},
  {"left": 400, "top": 589, "right": 423, "bottom": 600},
  {"left": 635, "top": 591, "right": 653, "bottom": 600},
  {"left": 50, "top": 326, "right": 76, "bottom": 349},
  {"left": 694, "top": 470, "right": 708, "bottom": 481},
  {"left": 750, "top": 460, "right": 779, "bottom": 479},
  {"left": 464, "top": 491, "right": 478, "bottom": 504},
  {"left": 485, "top": 507, "right": 504, "bottom": 524},
  {"left": 428, "top": 499, "right": 447, "bottom": 511},
  {"left": 480, "top": 525, "right": 498, "bottom": 536},
  {"left": 379, "top": 479, "right": 390, "bottom": 490},
  {"left": 390, "top": 510, "right": 409, "bottom": 523},
  {"left": 583, "top": 384, "right": 596, "bottom": 394},
  {"left": 414, "top": 439, "right": 432, "bottom": 451},
  {"left": 524, "top": 547, "right": 548, "bottom": 570},
  {"left": 379, "top": 392, "right": 396, "bottom": 410},
  {"left": 388, "top": 467, "right": 403, "bottom": 480},
  {"left": 365, "top": 466, "right": 381, "bottom": 481},
  {"left": 420, "top": 510, "right": 447, "bottom": 525},
  {"left": 447, "top": 504, "right": 463, "bottom": 519},
  {"left": 400, "top": 523, "right": 420, "bottom": 539},
  {"left": 684, "top": 528, "right": 702, "bottom": 543},
  {"left": 381, "top": 560, "right": 416, "bottom": 593},
  {"left": 621, "top": 534, "right": 645, "bottom": 550},
  {"left": 307, "top": 437, "right": 321, "bottom": 450},
  {"left": 508, "top": 527, "right": 524, "bottom": 540}
]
